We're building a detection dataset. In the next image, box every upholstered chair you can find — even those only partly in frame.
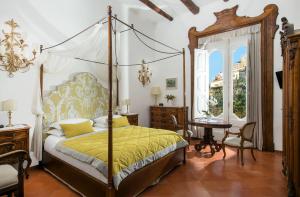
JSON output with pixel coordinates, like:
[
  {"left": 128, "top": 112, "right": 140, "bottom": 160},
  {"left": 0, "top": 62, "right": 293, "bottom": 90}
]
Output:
[
  {"left": 221, "top": 122, "right": 256, "bottom": 165},
  {"left": 170, "top": 114, "right": 193, "bottom": 145},
  {"left": 0, "top": 142, "right": 30, "bottom": 197}
]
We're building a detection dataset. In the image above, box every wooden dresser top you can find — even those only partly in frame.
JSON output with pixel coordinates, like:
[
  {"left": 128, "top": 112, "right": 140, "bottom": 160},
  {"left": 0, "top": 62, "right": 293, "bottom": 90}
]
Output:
[
  {"left": 0, "top": 124, "right": 30, "bottom": 132},
  {"left": 150, "top": 106, "right": 187, "bottom": 109}
]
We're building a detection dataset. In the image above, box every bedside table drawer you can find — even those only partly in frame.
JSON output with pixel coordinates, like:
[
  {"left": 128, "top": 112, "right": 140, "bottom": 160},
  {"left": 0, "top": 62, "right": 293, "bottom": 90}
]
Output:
[
  {"left": 0, "top": 143, "right": 16, "bottom": 154},
  {"left": 13, "top": 139, "right": 26, "bottom": 151},
  {"left": 13, "top": 130, "right": 27, "bottom": 140},
  {"left": 0, "top": 131, "right": 15, "bottom": 142},
  {"left": 127, "top": 116, "right": 138, "bottom": 126},
  {"left": 121, "top": 114, "right": 139, "bottom": 126},
  {"left": 0, "top": 141, "right": 26, "bottom": 154},
  {"left": 0, "top": 130, "right": 27, "bottom": 142}
]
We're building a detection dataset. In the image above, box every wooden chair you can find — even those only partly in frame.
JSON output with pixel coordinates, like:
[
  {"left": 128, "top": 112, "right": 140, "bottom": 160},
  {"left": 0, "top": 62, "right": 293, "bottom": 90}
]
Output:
[
  {"left": 221, "top": 122, "right": 256, "bottom": 165},
  {"left": 170, "top": 114, "right": 193, "bottom": 144},
  {"left": 0, "top": 142, "right": 30, "bottom": 197}
]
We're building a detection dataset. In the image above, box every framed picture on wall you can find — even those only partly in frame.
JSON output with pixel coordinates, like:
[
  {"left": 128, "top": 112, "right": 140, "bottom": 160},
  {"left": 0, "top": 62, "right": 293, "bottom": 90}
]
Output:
[{"left": 166, "top": 78, "right": 177, "bottom": 89}]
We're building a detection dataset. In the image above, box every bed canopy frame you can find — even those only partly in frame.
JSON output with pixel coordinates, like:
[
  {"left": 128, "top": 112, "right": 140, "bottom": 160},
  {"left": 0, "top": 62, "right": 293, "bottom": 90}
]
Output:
[{"left": 38, "top": 6, "right": 187, "bottom": 196}]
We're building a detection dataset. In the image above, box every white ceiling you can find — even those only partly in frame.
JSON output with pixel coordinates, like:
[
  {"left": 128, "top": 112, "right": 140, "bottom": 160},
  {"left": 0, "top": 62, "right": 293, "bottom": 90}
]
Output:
[
  {"left": 114, "top": 0, "right": 220, "bottom": 17},
  {"left": 111, "top": 0, "right": 221, "bottom": 23},
  {"left": 114, "top": 0, "right": 219, "bottom": 7}
]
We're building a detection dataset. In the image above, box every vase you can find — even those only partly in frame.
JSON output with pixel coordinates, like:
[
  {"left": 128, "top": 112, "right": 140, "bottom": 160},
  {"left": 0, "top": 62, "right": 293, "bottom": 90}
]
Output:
[
  {"left": 166, "top": 99, "right": 176, "bottom": 106},
  {"left": 171, "top": 99, "right": 176, "bottom": 106}
]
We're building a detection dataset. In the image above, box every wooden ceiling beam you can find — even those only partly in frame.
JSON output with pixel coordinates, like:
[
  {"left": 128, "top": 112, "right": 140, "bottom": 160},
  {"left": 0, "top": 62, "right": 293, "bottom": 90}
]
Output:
[
  {"left": 180, "top": 0, "right": 200, "bottom": 15},
  {"left": 139, "top": 0, "right": 173, "bottom": 21}
]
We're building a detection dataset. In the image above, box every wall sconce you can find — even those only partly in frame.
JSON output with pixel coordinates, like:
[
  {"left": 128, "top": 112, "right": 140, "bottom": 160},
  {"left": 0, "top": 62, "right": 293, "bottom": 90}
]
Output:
[
  {"left": 0, "top": 19, "right": 36, "bottom": 77},
  {"left": 138, "top": 60, "right": 152, "bottom": 87}
]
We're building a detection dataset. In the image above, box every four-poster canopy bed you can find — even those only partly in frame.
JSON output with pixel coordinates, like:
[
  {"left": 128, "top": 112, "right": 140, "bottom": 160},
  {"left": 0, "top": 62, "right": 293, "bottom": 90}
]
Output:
[{"left": 33, "top": 6, "right": 188, "bottom": 197}]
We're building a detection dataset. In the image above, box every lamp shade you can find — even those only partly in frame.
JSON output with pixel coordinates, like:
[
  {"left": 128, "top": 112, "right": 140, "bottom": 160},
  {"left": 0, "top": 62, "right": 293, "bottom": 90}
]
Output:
[
  {"left": 151, "top": 87, "right": 161, "bottom": 96},
  {"left": 121, "top": 99, "right": 130, "bottom": 106},
  {"left": 2, "top": 99, "right": 16, "bottom": 111}
]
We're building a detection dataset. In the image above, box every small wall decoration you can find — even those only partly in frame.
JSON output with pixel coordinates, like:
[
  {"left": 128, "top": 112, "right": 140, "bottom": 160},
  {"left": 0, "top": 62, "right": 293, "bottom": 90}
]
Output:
[
  {"left": 138, "top": 60, "right": 152, "bottom": 87},
  {"left": 0, "top": 19, "right": 36, "bottom": 77},
  {"left": 166, "top": 78, "right": 177, "bottom": 89}
]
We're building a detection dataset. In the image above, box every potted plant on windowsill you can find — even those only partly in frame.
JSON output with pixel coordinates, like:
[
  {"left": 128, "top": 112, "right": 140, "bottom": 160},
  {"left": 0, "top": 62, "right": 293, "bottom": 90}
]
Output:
[
  {"left": 165, "top": 94, "right": 176, "bottom": 106},
  {"left": 201, "top": 110, "right": 211, "bottom": 119}
]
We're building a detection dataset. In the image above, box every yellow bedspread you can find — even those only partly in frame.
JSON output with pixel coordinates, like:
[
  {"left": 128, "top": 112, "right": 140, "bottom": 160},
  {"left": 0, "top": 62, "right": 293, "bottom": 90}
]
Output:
[{"left": 56, "top": 125, "right": 187, "bottom": 188}]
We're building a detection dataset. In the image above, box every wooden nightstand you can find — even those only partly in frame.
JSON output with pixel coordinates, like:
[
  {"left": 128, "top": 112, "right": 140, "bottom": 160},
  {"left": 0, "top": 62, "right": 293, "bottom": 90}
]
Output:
[
  {"left": 0, "top": 124, "right": 31, "bottom": 177},
  {"left": 121, "top": 113, "right": 139, "bottom": 126}
]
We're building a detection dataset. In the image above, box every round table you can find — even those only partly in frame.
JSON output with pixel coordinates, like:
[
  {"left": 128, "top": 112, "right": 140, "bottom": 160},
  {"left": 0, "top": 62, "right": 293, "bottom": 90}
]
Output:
[{"left": 189, "top": 118, "right": 232, "bottom": 155}]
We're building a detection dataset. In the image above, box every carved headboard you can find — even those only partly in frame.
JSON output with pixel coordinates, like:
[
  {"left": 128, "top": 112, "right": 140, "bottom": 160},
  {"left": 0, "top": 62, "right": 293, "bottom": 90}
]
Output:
[{"left": 42, "top": 72, "right": 113, "bottom": 129}]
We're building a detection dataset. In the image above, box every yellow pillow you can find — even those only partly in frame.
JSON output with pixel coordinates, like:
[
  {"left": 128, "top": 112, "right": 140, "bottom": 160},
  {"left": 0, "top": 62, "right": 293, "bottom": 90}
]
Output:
[
  {"left": 112, "top": 116, "right": 130, "bottom": 128},
  {"left": 60, "top": 120, "right": 94, "bottom": 138}
]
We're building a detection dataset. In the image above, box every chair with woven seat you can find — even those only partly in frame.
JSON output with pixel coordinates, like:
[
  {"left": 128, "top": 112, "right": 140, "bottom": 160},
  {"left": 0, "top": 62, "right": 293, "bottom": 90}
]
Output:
[
  {"left": 170, "top": 114, "right": 193, "bottom": 144},
  {"left": 221, "top": 122, "right": 256, "bottom": 165},
  {"left": 0, "top": 142, "right": 30, "bottom": 197}
]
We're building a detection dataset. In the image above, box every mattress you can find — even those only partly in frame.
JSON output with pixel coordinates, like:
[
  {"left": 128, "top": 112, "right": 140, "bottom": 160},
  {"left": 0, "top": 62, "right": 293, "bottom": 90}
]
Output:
[
  {"left": 55, "top": 126, "right": 188, "bottom": 189},
  {"left": 44, "top": 127, "right": 108, "bottom": 184}
]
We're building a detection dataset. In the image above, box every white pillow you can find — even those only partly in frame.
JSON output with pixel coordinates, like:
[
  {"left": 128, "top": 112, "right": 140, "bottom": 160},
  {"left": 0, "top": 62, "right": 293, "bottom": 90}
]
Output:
[
  {"left": 49, "top": 118, "right": 93, "bottom": 130},
  {"left": 94, "top": 123, "right": 107, "bottom": 128},
  {"left": 94, "top": 115, "right": 121, "bottom": 127},
  {"left": 94, "top": 116, "right": 107, "bottom": 124},
  {"left": 46, "top": 129, "right": 64, "bottom": 137}
]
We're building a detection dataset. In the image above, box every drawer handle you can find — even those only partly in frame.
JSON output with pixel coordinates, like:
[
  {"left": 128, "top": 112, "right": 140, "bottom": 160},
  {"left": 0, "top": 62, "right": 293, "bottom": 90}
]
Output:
[{"left": 12, "top": 133, "right": 16, "bottom": 137}]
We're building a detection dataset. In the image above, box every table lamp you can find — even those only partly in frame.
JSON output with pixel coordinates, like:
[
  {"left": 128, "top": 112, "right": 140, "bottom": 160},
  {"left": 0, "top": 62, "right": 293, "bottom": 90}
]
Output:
[
  {"left": 122, "top": 99, "right": 130, "bottom": 114},
  {"left": 2, "top": 99, "right": 16, "bottom": 127},
  {"left": 151, "top": 87, "right": 161, "bottom": 106}
]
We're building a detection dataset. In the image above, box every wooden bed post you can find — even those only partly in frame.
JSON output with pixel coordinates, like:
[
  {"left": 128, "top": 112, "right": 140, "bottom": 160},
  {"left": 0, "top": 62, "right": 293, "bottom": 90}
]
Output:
[
  {"left": 182, "top": 48, "right": 187, "bottom": 163},
  {"left": 40, "top": 64, "right": 44, "bottom": 98},
  {"left": 107, "top": 5, "right": 114, "bottom": 197},
  {"left": 39, "top": 45, "right": 44, "bottom": 99}
]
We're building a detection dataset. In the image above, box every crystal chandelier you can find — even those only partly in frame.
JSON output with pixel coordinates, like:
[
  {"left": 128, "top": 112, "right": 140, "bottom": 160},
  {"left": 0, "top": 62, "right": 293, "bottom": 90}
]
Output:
[
  {"left": 0, "top": 19, "right": 36, "bottom": 77},
  {"left": 138, "top": 60, "right": 152, "bottom": 87}
]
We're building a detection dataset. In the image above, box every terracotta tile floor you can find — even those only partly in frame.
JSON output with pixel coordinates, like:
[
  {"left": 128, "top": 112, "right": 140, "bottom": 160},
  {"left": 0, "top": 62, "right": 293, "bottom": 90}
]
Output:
[{"left": 24, "top": 144, "right": 287, "bottom": 197}]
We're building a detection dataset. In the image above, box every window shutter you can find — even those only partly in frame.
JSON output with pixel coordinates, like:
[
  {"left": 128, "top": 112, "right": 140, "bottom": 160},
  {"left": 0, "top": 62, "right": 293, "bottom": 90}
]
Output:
[{"left": 194, "top": 49, "right": 209, "bottom": 118}]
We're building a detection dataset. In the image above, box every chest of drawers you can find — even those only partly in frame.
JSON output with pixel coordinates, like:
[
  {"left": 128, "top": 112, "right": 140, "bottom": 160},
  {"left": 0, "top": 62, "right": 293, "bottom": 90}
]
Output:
[
  {"left": 0, "top": 125, "right": 30, "bottom": 154},
  {"left": 150, "top": 106, "right": 188, "bottom": 131}
]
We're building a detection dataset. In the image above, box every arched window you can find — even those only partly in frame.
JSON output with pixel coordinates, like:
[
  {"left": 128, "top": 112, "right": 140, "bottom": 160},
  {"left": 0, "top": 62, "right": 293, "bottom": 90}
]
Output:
[{"left": 195, "top": 38, "right": 248, "bottom": 127}]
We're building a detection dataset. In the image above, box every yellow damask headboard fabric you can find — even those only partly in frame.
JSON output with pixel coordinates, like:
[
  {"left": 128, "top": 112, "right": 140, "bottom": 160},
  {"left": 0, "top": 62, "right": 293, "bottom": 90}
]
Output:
[{"left": 43, "top": 72, "right": 115, "bottom": 129}]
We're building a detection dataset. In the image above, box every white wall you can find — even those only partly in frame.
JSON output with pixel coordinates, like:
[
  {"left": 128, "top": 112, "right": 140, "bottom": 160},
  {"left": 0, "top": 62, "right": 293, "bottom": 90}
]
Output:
[
  {"left": 127, "top": 0, "right": 299, "bottom": 150},
  {"left": 126, "top": 8, "right": 157, "bottom": 126},
  {"left": 0, "top": 0, "right": 123, "bottom": 165},
  {"left": 125, "top": 8, "right": 188, "bottom": 127}
]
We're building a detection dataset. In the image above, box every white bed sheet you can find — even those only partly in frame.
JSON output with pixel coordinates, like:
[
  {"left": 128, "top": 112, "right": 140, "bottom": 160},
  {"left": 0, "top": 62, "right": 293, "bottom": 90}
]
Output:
[{"left": 44, "top": 127, "right": 108, "bottom": 184}]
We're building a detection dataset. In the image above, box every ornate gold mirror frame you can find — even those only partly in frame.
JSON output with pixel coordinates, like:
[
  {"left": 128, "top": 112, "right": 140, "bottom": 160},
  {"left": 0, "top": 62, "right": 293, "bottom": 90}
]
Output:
[{"left": 188, "top": 4, "right": 279, "bottom": 151}]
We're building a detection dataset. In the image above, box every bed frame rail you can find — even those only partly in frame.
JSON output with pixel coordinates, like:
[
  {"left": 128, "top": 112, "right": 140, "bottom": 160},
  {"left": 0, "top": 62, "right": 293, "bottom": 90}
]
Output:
[{"left": 42, "top": 147, "right": 185, "bottom": 197}]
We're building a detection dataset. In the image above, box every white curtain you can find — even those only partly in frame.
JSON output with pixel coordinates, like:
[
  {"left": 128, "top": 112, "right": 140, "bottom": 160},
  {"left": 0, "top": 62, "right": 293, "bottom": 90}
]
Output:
[
  {"left": 31, "top": 65, "right": 44, "bottom": 161},
  {"left": 198, "top": 25, "right": 261, "bottom": 48},
  {"left": 247, "top": 28, "right": 263, "bottom": 150},
  {"left": 31, "top": 20, "right": 119, "bottom": 161}
]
